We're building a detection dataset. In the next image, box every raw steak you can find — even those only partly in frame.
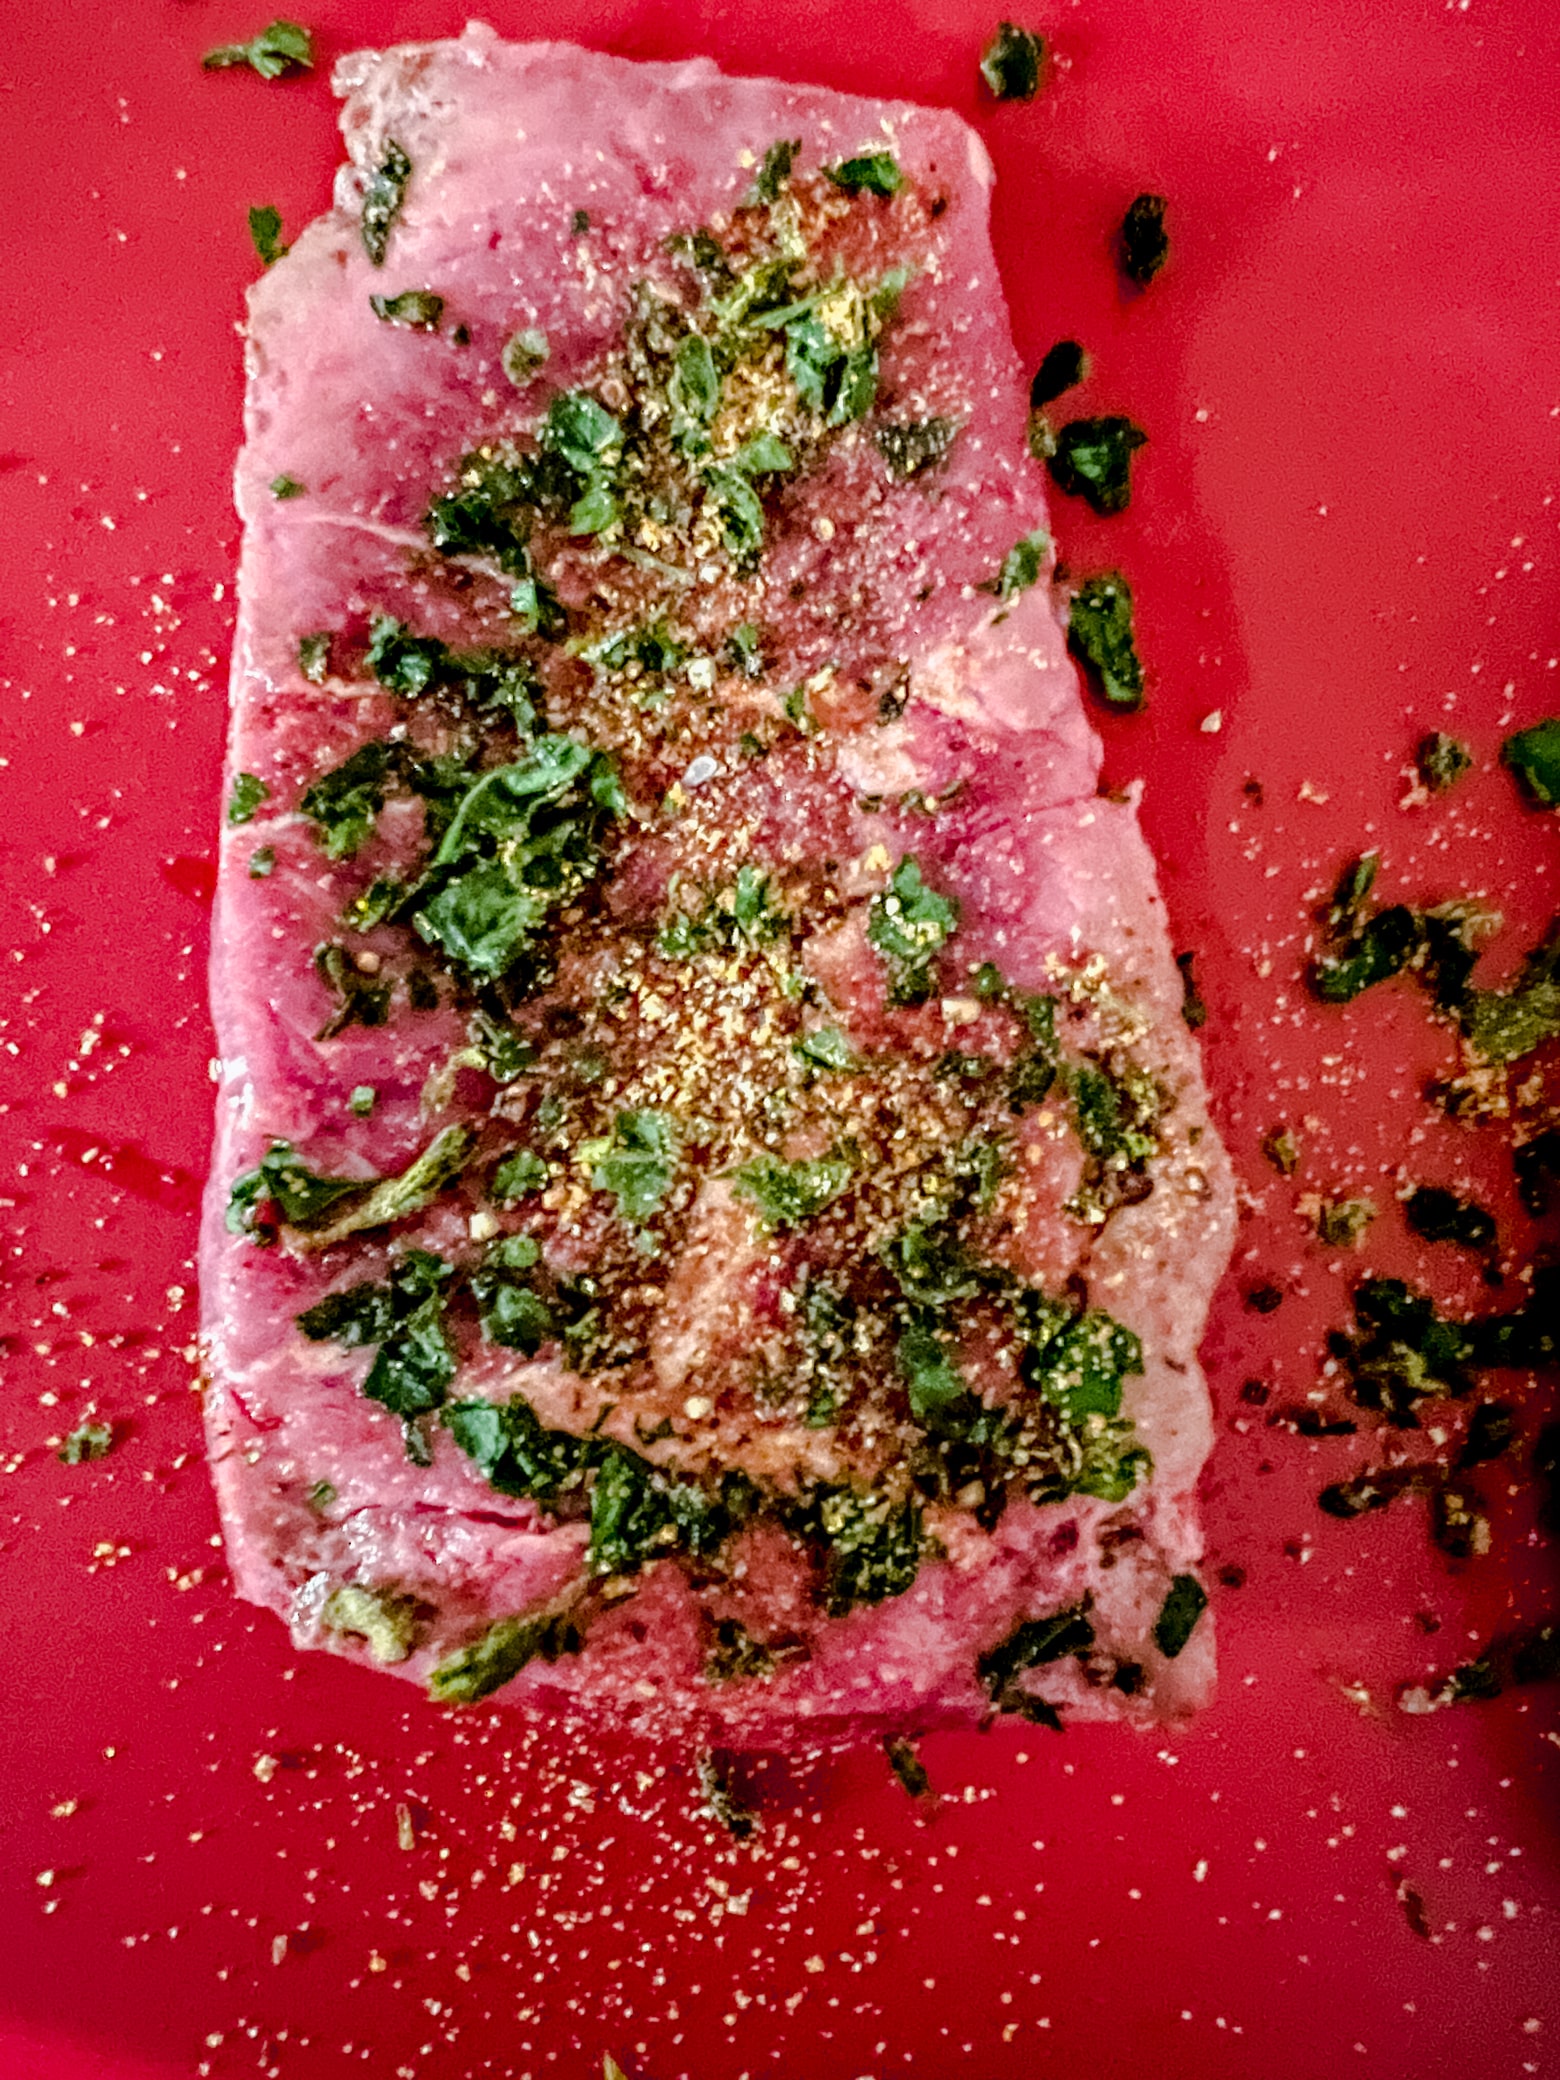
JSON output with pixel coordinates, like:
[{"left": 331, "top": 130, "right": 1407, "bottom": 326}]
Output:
[{"left": 201, "top": 23, "right": 1234, "bottom": 1746}]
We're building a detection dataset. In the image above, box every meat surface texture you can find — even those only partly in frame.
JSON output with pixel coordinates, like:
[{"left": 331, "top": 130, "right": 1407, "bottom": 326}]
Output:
[{"left": 201, "top": 23, "right": 1235, "bottom": 1747}]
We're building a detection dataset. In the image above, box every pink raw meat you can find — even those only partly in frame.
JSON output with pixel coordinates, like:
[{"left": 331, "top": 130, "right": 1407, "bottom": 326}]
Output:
[{"left": 201, "top": 24, "right": 1234, "bottom": 1747}]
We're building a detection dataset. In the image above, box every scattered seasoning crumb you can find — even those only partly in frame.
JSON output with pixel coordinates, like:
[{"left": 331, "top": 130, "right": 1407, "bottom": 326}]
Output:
[{"left": 1309, "top": 1196, "right": 1376, "bottom": 1249}]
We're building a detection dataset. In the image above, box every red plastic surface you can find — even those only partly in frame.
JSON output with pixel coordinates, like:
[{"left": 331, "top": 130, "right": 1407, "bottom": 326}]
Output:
[{"left": 1, "top": 3, "right": 1557, "bottom": 2076}]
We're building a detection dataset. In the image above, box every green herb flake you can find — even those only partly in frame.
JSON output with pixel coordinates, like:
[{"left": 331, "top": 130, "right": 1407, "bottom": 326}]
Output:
[
  {"left": 300, "top": 741, "right": 393, "bottom": 859},
  {"left": 751, "top": 138, "right": 801, "bottom": 204},
  {"left": 321, "top": 1583, "right": 420, "bottom": 1664},
  {"left": 491, "top": 1151, "right": 548, "bottom": 1204},
  {"left": 793, "top": 1025, "right": 858, "bottom": 1073},
  {"left": 296, "top": 1124, "right": 475, "bottom": 1251},
  {"left": 346, "top": 1084, "right": 376, "bottom": 1117},
  {"left": 875, "top": 418, "right": 958, "bottom": 480},
  {"left": 226, "top": 771, "right": 269, "bottom": 826},
  {"left": 1404, "top": 1185, "right": 1496, "bottom": 1256},
  {"left": 247, "top": 846, "right": 274, "bottom": 879},
  {"left": 269, "top": 472, "right": 303, "bottom": 499},
  {"left": 361, "top": 140, "right": 412, "bottom": 267},
  {"left": 1418, "top": 731, "right": 1473, "bottom": 794},
  {"left": 249, "top": 205, "right": 289, "bottom": 267},
  {"left": 995, "top": 528, "right": 1050, "bottom": 599},
  {"left": 883, "top": 1735, "right": 931, "bottom": 1798},
  {"left": 58, "top": 1420, "right": 113, "bottom": 1464},
  {"left": 1153, "top": 1573, "right": 1207, "bottom": 1658},
  {"left": 733, "top": 1151, "right": 853, "bottom": 1230},
  {"left": 501, "top": 327, "right": 550, "bottom": 387},
  {"left": 1175, "top": 949, "right": 1208, "bottom": 1030},
  {"left": 305, "top": 1479, "right": 336, "bottom": 1512},
  {"left": 1120, "top": 192, "right": 1169, "bottom": 285},
  {"left": 979, "top": 1603, "right": 1095, "bottom": 1714},
  {"left": 1503, "top": 718, "right": 1560, "bottom": 806},
  {"left": 1262, "top": 1125, "right": 1301, "bottom": 1176},
  {"left": 1067, "top": 572, "right": 1145, "bottom": 712},
  {"left": 202, "top": 18, "right": 314, "bottom": 77},
  {"left": 1454, "top": 924, "right": 1560, "bottom": 1064},
  {"left": 370, "top": 290, "right": 444, "bottom": 331},
  {"left": 1046, "top": 417, "right": 1147, "bottom": 516},
  {"left": 428, "top": 1606, "right": 583, "bottom": 1705},
  {"left": 896, "top": 1322, "right": 970, "bottom": 1428},
  {"left": 980, "top": 20, "right": 1044, "bottom": 100},
  {"left": 572, "top": 208, "right": 591, "bottom": 236},
  {"left": 1314, "top": 1197, "right": 1376, "bottom": 1250},
  {"left": 826, "top": 153, "right": 904, "bottom": 198},
  {"left": 583, "top": 1110, "right": 677, "bottom": 1223},
  {"left": 867, "top": 855, "right": 959, "bottom": 1004},
  {"left": 297, "top": 631, "right": 330, "bottom": 683},
  {"left": 809, "top": 1488, "right": 926, "bottom": 1615},
  {"left": 1030, "top": 339, "right": 1088, "bottom": 410}
]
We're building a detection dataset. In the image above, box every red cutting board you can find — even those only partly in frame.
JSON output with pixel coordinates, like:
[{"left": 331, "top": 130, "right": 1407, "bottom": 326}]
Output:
[{"left": 2, "top": 2, "right": 1557, "bottom": 2076}]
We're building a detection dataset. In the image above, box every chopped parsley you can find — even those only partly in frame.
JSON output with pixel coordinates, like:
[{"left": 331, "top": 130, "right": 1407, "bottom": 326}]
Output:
[
  {"left": 1404, "top": 1185, "right": 1496, "bottom": 1256},
  {"left": 1067, "top": 572, "right": 1144, "bottom": 711},
  {"left": 297, "top": 1248, "right": 456, "bottom": 1421},
  {"left": 1030, "top": 339, "right": 1088, "bottom": 410},
  {"left": 321, "top": 1584, "right": 420, "bottom": 1664},
  {"left": 751, "top": 138, "right": 801, "bottom": 205},
  {"left": 979, "top": 1602, "right": 1093, "bottom": 1724},
  {"left": 269, "top": 472, "right": 304, "bottom": 499},
  {"left": 1418, "top": 731, "right": 1473, "bottom": 794},
  {"left": 248, "top": 205, "right": 288, "bottom": 266},
  {"left": 582, "top": 1109, "right": 677, "bottom": 1222},
  {"left": 501, "top": 327, "right": 550, "bottom": 387},
  {"left": 491, "top": 1150, "right": 548, "bottom": 1203},
  {"left": 867, "top": 855, "right": 959, "bottom": 1004},
  {"left": 799, "top": 1487, "right": 927, "bottom": 1615},
  {"left": 732, "top": 1151, "right": 853, "bottom": 1230},
  {"left": 1119, "top": 193, "right": 1169, "bottom": 285},
  {"left": 428, "top": 1607, "right": 583, "bottom": 1705},
  {"left": 980, "top": 21, "right": 1045, "bottom": 101},
  {"left": 226, "top": 771, "right": 269, "bottom": 825},
  {"left": 370, "top": 290, "right": 444, "bottom": 330},
  {"left": 1314, "top": 1197, "right": 1376, "bottom": 1250},
  {"left": 297, "top": 632, "right": 330, "bottom": 683},
  {"left": 826, "top": 153, "right": 904, "bottom": 198},
  {"left": 230, "top": 1127, "right": 473, "bottom": 1250},
  {"left": 347, "top": 1085, "right": 376, "bottom": 1117},
  {"left": 1153, "top": 1574, "right": 1207, "bottom": 1657},
  {"left": 1308, "top": 854, "right": 1426, "bottom": 1003},
  {"left": 202, "top": 18, "right": 314, "bottom": 77},
  {"left": 792, "top": 1025, "right": 858, "bottom": 1074},
  {"left": 995, "top": 529, "right": 1050, "bottom": 599},
  {"left": 361, "top": 140, "right": 412, "bottom": 267},
  {"left": 1045, "top": 417, "right": 1147, "bottom": 516},
  {"left": 883, "top": 1735, "right": 931, "bottom": 1798},
  {"left": 1502, "top": 718, "right": 1560, "bottom": 807},
  {"left": 247, "top": 846, "right": 274, "bottom": 879},
  {"left": 876, "top": 418, "right": 958, "bottom": 480},
  {"left": 1262, "top": 1125, "right": 1301, "bottom": 1175},
  {"left": 313, "top": 942, "right": 391, "bottom": 1038},
  {"left": 58, "top": 1420, "right": 113, "bottom": 1464},
  {"left": 1454, "top": 923, "right": 1560, "bottom": 1064},
  {"left": 1175, "top": 949, "right": 1208, "bottom": 1029}
]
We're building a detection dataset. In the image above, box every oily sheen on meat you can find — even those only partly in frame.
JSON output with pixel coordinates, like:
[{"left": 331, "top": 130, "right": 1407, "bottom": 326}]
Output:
[{"left": 200, "top": 24, "right": 1234, "bottom": 1744}]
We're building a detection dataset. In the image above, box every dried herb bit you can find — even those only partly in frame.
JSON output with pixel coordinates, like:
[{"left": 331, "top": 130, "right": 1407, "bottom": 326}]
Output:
[
  {"left": 980, "top": 20, "right": 1044, "bottom": 100},
  {"left": 370, "top": 289, "right": 443, "bottom": 330},
  {"left": 1262, "top": 1125, "right": 1301, "bottom": 1176},
  {"left": 298, "top": 1125, "right": 476, "bottom": 1251},
  {"left": 583, "top": 1109, "right": 677, "bottom": 1223},
  {"left": 1329, "top": 1277, "right": 1474, "bottom": 1425},
  {"left": 883, "top": 1734, "right": 931, "bottom": 1798},
  {"left": 1119, "top": 192, "right": 1169, "bottom": 285},
  {"left": 868, "top": 855, "right": 959, "bottom": 1004},
  {"left": 58, "top": 1420, "right": 113, "bottom": 1464},
  {"left": 491, "top": 1149, "right": 548, "bottom": 1203},
  {"left": 361, "top": 139, "right": 412, "bottom": 267},
  {"left": 249, "top": 205, "right": 289, "bottom": 267},
  {"left": 733, "top": 1151, "right": 853, "bottom": 1231},
  {"left": 1453, "top": 922, "right": 1560, "bottom": 1065},
  {"left": 875, "top": 417, "right": 958, "bottom": 480},
  {"left": 793, "top": 1025, "right": 859, "bottom": 1074},
  {"left": 706, "top": 1619, "right": 782, "bottom": 1685},
  {"left": 248, "top": 847, "right": 274, "bottom": 879},
  {"left": 826, "top": 152, "right": 904, "bottom": 198},
  {"left": 1318, "top": 1466, "right": 1421, "bottom": 1519},
  {"left": 228, "top": 1140, "right": 369, "bottom": 1243},
  {"left": 501, "top": 327, "right": 550, "bottom": 387},
  {"left": 1175, "top": 949, "right": 1208, "bottom": 1029},
  {"left": 1314, "top": 1197, "right": 1376, "bottom": 1250},
  {"left": 995, "top": 528, "right": 1051, "bottom": 599},
  {"left": 1030, "top": 339, "right": 1088, "bottom": 411},
  {"left": 1404, "top": 1185, "right": 1496, "bottom": 1256},
  {"left": 297, "top": 1248, "right": 456, "bottom": 1421},
  {"left": 1502, "top": 717, "right": 1560, "bottom": 807},
  {"left": 1153, "top": 1573, "right": 1207, "bottom": 1658},
  {"left": 297, "top": 632, "right": 330, "bottom": 683},
  {"left": 321, "top": 1583, "right": 420, "bottom": 1664},
  {"left": 1417, "top": 731, "right": 1473, "bottom": 794},
  {"left": 1309, "top": 853, "right": 1423, "bottom": 1003},
  {"left": 428, "top": 1605, "right": 583, "bottom": 1705},
  {"left": 269, "top": 473, "right": 304, "bottom": 501},
  {"left": 1046, "top": 417, "right": 1147, "bottom": 516},
  {"left": 1431, "top": 1484, "right": 1491, "bottom": 1559},
  {"left": 804, "top": 1488, "right": 927, "bottom": 1615},
  {"left": 750, "top": 138, "right": 801, "bottom": 205},
  {"left": 203, "top": 19, "right": 314, "bottom": 77},
  {"left": 226, "top": 771, "right": 269, "bottom": 826},
  {"left": 979, "top": 1602, "right": 1093, "bottom": 1723},
  {"left": 696, "top": 1750, "right": 758, "bottom": 1838},
  {"left": 1457, "top": 1400, "right": 1515, "bottom": 1469},
  {"left": 1067, "top": 572, "right": 1144, "bottom": 711}
]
